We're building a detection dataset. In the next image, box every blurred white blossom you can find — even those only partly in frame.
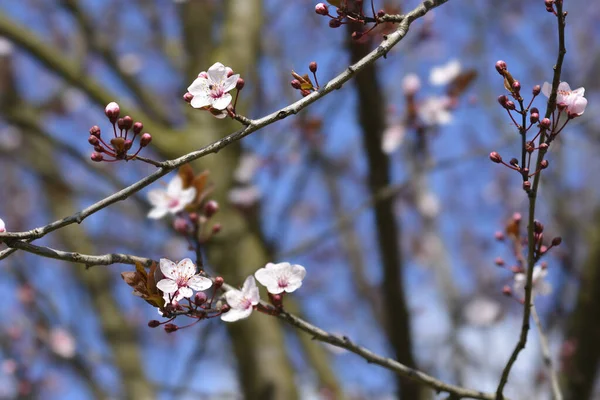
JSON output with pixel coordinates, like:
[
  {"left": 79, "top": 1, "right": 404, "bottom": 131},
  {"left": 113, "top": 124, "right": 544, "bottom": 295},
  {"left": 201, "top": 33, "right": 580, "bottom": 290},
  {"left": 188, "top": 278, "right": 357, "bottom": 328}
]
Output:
[
  {"left": 429, "top": 59, "right": 461, "bottom": 86},
  {"left": 49, "top": 328, "right": 76, "bottom": 359},
  {"left": 147, "top": 175, "right": 196, "bottom": 219},
  {"left": 463, "top": 297, "right": 502, "bottom": 327},
  {"left": 381, "top": 123, "right": 406, "bottom": 154},
  {"left": 402, "top": 73, "right": 421, "bottom": 95},
  {"left": 418, "top": 96, "right": 453, "bottom": 126},
  {"left": 513, "top": 265, "right": 552, "bottom": 299}
]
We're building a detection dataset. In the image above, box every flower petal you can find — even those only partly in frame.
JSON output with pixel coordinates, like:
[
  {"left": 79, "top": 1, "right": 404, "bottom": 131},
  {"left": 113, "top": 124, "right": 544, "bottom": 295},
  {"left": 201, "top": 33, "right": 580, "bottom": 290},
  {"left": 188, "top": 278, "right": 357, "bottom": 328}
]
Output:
[
  {"left": 207, "top": 62, "right": 227, "bottom": 83},
  {"left": 147, "top": 189, "right": 169, "bottom": 207},
  {"left": 188, "top": 275, "right": 213, "bottom": 291},
  {"left": 221, "top": 307, "right": 252, "bottom": 322},
  {"left": 167, "top": 175, "right": 184, "bottom": 195},
  {"left": 178, "top": 286, "right": 193, "bottom": 300},
  {"left": 187, "top": 77, "right": 208, "bottom": 96},
  {"left": 223, "top": 74, "right": 240, "bottom": 92},
  {"left": 190, "top": 95, "right": 212, "bottom": 109},
  {"left": 541, "top": 82, "right": 552, "bottom": 98},
  {"left": 159, "top": 258, "right": 178, "bottom": 280},
  {"left": 156, "top": 278, "right": 178, "bottom": 294},
  {"left": 224, "top": 289, "right": 245, "bottom": 309},
  {"left": 178, "top": 258, "right": 196, "bottom": 279},
  {"left": 179, "top": 187, "right": 197, "bottom": 206},
  {"left": 557, "top": 81, "right": 571, "bottom": 92},
  {"left": 148, "top": 206, "right": 168, "bottom": 220},
  {"left": 211, "top": 93, "right": 232, "bottom": 110}
]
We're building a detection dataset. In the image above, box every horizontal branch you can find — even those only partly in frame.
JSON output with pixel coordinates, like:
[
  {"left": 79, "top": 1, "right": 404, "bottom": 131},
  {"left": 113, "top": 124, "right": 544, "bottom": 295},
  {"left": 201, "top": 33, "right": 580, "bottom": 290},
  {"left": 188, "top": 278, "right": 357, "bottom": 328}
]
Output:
[
  {"left": 7, "top": 238, "right": 495, "bottom": 399},
  {"left": 0, "top": 0, "right": 449, "bottom": 252}
]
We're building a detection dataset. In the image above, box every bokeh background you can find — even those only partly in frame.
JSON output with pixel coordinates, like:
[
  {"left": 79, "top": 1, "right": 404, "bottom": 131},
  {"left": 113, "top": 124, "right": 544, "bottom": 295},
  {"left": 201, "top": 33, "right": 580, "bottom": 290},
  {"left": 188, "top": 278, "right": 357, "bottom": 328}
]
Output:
[{"left": 0, "top": 0, "right": 599, "bottom": 399}]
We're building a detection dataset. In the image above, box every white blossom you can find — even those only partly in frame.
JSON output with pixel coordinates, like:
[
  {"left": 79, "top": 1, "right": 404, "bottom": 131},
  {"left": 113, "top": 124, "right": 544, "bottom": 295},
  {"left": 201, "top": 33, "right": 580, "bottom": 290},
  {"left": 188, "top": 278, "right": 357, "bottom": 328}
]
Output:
[
  {"left": 228, "top": 185, "right": 261, "bottom": 207},
  {"left": 418, "top": 96, "right": 453, "bottom": 126},
  {"left": 156, "top": 258, "right": 212, "bottom": 304},
  {"left": 234, "top": 153, "right": 262, "bottom": 184},
  {"left": 463, "top": 297, "right": 502, "bottom": 327},
  {"left": 49, "top": 328, "right": 76, "bottom": 359},
  {"left": 221, "top": 276, "right": 260, "bottom": 322},
  {"left": 402, "top": 73, "right": 421, "bottom": 95},
  {"left": 541, "top": 81, "right": 587, "bottom": 117},
  {"left": 255, "top": 262, "right": 306, "bottom": 294},
  {"left": 429, "top": 59, "right": 461, "bottom": 86},
  {"left": 147, "top": 175, "right": 196, "bottom": 219},
  {"left": 381, "top": 123, "right": 406, "bottom": 154},
  {"left": 513, "top": 265, "right": 552, "bottom": 299},
  {"left": 0, "top": 218, "right": 5, "bottom": 233},
  {"left": 187, "top": 62, "right": 240, "bottom": 111}
]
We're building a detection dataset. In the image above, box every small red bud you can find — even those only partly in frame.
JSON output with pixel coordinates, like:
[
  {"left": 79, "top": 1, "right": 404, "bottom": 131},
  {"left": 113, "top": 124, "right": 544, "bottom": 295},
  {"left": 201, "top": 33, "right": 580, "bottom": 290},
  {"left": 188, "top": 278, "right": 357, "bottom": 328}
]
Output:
[
  {"left": 148, "top": 320, "right": 161, "bottom": 328},
  {"left": 539, "top": 143, "right": 549, "bottom": 151},
  {"left": 220, "top": 303, "right": 231, "bottom": 313},
  {"left": 495, "top": 60, "right": 507, "bottom": 75},
  {"left": 511, "top": 81, "right": 521, "bottom": 93},
  {"left": 551, "top": 237, "right": 562, "bottom": 247},
  {"left": 173, "top": 217, "right": 189, "bottom": 234},
  {"left": 183, "top": 92, "right": 194, "bottom": 103},
  {"left": 291, "top": 79, "right": 301, "bottom": 90},
  {"left": 532, "top": 85, "right": 541, "bottom": 96},
  {"left": 534, "top": 220, "right": 544, "bottom": 233},
  {"left": 119, "top": 116, "right": 133, "bottom": 130},
  {"left": 502, "top": 285, "right": 512, "bottom": 296},
  {"left": 494, "top": 257, "right": 505, "bottom": 266},
  {"left": 194, "top": 292, "right": 208, "bottom": 306},
  {"left": 329, "top": 19, "right": 342, "bottom": 28},
  {"left": 315, "top": 3, "right": 328, "bottom": 15},
  {"left": 124, "top": 139, "right": 133, "bottom": 150},
  {"left": 513, "top": 212, "right": 522, "bottom": 223},
  {"left": 133, "top": 122, "right": 143, "bottom": 135},
  {"left": 89, "top": 125, "right": 101, "bottom": 137},
  {"left": 212, "top": 223, "right": 222, "bottom": 235},
  {"left": 377, "top": 9, "right": 386, "bottom": 18},
  {"left": 497, "top": 95, "right": 508, "bottom": 108},
  {"left": 88, "top": 135, "right": 99, "bottom": 146},
  {"left": 164, "top": 323, "right": 178, "bottom": 333},
  {"left": 540, "top": 159, "right": 549, "bottom": 169},
  {"left": 309, "top": 61, "right": 318, "bottom": 73},
  {"left": 489, "top": 151, "right": 502, "bottom": 163},
  {"left": 523, "top": 181, "right": 531, "bottom": 191},
  {"left": 140, "top": 133, "right": 152, "bottom": 147},
  {"left": 540, "top": 118, "right": 551, "bottom": 129},
  {"left": 236, "top": 78, "right": 245, "bottom": 91},
  {"left": 204, "top": 200, "right": 219, "bottom": 218},
  {"left": 214, "top": 276, "right": 224, "bottom": 288},
  {"left": 509, "top": 158, "right": 519, "bottom": 167},
  {"left": 505, "top": 100, "right": 515, "bottom": 110},
  {"left": 494, "top": 231, "right": 505, "bottom": 241},
  {"left": 530, "top": 112, "right": 539, "bottom": 124},
  {"left": 91, "top": 152, "right": 104, "bottom": 162}
]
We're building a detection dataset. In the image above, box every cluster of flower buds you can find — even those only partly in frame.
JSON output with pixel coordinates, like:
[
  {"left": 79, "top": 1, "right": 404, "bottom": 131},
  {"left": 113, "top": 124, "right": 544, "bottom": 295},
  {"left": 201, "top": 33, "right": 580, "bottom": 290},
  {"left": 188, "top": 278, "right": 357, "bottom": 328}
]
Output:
[
  {"left": 291, "top": 61, "right": 320, "bottom": 97},
  {"left": 183, "top": 62, "right": 244, "bottom": 119},
  {"left": 88, "top": 102, "right": 152, "bottom": 162},
  {"left": 493, "top": 213, "right": 560, "bottom": 301},
  {"left": 545, "top": 0, "right": 562, "bottom": 14},
  {"left": 315, "top": 1, "right": 386, "bottom": 40},
  {"left": 489, "top": 60, "right": 586, "bottom": 191}
]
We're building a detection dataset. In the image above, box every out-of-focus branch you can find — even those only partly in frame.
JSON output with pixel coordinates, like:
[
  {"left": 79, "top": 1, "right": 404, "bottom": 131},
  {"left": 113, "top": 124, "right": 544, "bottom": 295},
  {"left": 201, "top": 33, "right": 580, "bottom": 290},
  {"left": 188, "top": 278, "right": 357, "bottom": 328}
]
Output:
[{"left": 531, "top": 304, "right": 562, "bottom": 400}]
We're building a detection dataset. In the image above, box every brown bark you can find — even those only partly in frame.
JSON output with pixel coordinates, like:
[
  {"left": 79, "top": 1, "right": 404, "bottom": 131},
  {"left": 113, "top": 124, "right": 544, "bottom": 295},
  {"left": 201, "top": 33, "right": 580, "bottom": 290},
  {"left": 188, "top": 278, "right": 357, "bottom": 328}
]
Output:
[{"left": 345, "top": 22, "right": 427, "bottom": 400}]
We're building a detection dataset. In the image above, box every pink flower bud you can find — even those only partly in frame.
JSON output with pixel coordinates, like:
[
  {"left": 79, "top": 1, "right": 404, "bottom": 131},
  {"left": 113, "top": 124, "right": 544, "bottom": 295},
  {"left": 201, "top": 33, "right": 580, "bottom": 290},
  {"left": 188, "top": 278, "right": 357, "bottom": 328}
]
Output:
[
  {"left": 89, "top": 125, "right": 101, "bottom": 137},
  {"left": 495, "top": 60, "right": 507, "bottom": 75},
  {"left": 88, "top": 135, "right": 99, "bottom": 146},
  {"left": 148, "top": 320, "right": 160, "bottom": 328},
  {"left": 309, "top": 61, "right": 318, "bottom": 73},
  {"left": 194, "top": 292, "right": 208, "bottom": 306},
  {"left": 212, "top": 223, "right": 222, "bottom": 235},
  {"left": 140, "top": 133, "right": 152, "bottom": 147},
  {"left": 540, "top": 118, "right": 551, "bottom": 129},
  {"left": 329, "top": 19, "right": 342, "bottom": 28},
  {"left": 204, "top": 200, "right": 219, "bottom": 218},
  {"left": 133, "top": 122, "right": 143, "bottom": 134},
  {"left": 91, "top": 152, "right": 104, "bottom": 162},
  {"left": 164, "top": 323, "right": 178, "bottom": 333},
  {"left": 214, "top": 276, "right": 224, "bottom": 288},
  {"left": 532, "top": 85, "right": 541, "bottom": 96},
  {"left": 489, "top": 151, "right": 502, "bottom": 163},
  {"left": 291, "top": 79, "right": 301, "bottom": 90},
  {"left": 183, "top": 92, "right": 194, "bottom": 103},
  {"left": 104, "top": 102, "right": 120, "bottom": 122},
  {"left": 552, "top": 237, "right": 562, "bottom": 246},
  {"left": 236, "top": 78, "right": 245, "bottom": 91},
  {"left": 315, "top": 3, "right": 328, "bottom": 15}
]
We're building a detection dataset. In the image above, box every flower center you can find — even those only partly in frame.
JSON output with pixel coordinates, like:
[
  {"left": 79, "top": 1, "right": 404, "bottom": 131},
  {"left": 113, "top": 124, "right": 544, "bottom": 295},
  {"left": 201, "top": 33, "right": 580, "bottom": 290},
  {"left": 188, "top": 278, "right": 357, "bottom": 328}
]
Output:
[
  {"left": 168, "top": 198, "right": 180, "bottom": 209},
  {"left": 277, "top": 278, "right": 288, "bottom": 288}
]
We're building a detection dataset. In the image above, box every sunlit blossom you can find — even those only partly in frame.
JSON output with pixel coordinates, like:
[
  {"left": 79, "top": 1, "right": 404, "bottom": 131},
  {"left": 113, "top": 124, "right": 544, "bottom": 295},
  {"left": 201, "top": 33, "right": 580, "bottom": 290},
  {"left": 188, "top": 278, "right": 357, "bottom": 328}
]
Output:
[
  {"left": 541, "top": 81, "right": 587, "bottom": 117},
  {"left": 49, "top": 328, "right": 76, "bottom": 359},
  {"left": 147, "top": 175, "right": 196, "bottom": 219},
  {"left": 157, "top": 258, "right": 212, "bottom": 305},
  {"left": 402, "top": 73, "right": 421, "bottom": 95},
  {"left": 418, "top": 96, "right": 453, "bottom": 126},
  {"left": 513, "top": 265, "right": 552, "bottom": 299},
  {"left": 221, "top": 276, "right": 260, "bottom": 322},
  {"left": 381, "top": 123, "right": 406, "bottom": 154},
  {"left": 255, "top": 262, "right": 306, "bottom": 294},
  {"left": 187, "top": 62, "right": 240, "bottom": 111}
]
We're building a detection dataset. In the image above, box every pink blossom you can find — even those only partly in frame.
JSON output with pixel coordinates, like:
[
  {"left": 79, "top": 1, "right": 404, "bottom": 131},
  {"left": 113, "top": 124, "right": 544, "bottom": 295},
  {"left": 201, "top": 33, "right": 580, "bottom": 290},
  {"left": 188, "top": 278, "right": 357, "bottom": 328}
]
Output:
[{"left": 542, "top": 81, "right": 587, "bottom": 117}]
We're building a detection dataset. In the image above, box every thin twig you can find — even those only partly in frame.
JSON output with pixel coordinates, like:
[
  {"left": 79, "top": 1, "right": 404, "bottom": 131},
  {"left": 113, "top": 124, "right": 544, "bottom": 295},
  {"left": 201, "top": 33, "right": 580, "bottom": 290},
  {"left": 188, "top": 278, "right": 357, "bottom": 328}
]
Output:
[
  {"left": 531, "top": 304, "right": 563, "bottom": 400},
  {"left": 495, "top": 3, "right": 567, "bottom": 399}
]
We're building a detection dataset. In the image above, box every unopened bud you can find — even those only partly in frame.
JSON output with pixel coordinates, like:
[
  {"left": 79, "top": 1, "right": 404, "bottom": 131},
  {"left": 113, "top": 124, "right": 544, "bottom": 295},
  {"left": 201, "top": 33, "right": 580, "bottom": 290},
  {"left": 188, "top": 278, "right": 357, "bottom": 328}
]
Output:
[
  {"left": 183, "top": 92, "right": 194, "bottom": 103},
  {"left": 315, "top": 3, "right": 328, "bottom": 15},
  {"left": 173, "top": 218, "right": 189, "bottom": 234},
  {"left": 91, "top": 152, "right": 104, "bottom": 162},
  {"left": 212, "top": 223, "right": 222, "bottom": 235},
  {"left": 329, "top": 19, "right": 342, "bottom": 28},
  {"left": 104, "top": 102, "right": 120, "bottom": 122},
  {"left": 119, "top": 116, "right": 133, "bottom": 131},
  {"left": 309, "top": 61, "right": 318, "bottom": 73},
  {"left": 513, "top": 212, "right": 522, "bottom": 223},
  {"left": 502, "top": 285, "right": 512, "bottom": 296},
  {"left": 194, "top": 292, "right": 208, "bottom": 306},
  {"left": 489, "top": 151, "right": 502, "bottom": 163},
  {"left": 497, "top": 95, "right": 508, "bottom": 107},
  {"left": 291, "top": 79, "right": 301, "bottom": 90},
  {"left": 495, "top": 60, "right": 507, "bottom": 75},
  {"left": 523, "top": 181, "right": 531, "bottom": 191},
  {"left": 511, "top": 81, "right": 521, "bottom": 94},
  {"left": 494, "top": 257, "right": 505, "bottom": 266},
  {"left": 534, "top": 220, "right": 544, "bottom": 233},
  {"left": 124, "top": 139, "right": 133, "bottom": 150},
  {"left": 148, "top": 320, "right": 161, "bottom": 328},
  {"left": 494, "top": 231, "right": 505, "bottom": 241},
  {"left": 89, "top": 125, "right": 101, "bottom": 137},
  {"left": 539, "top": 143, "right": 549, "bottom": 151},
  {"left": 540, "top": 159, "right": 549, "bottom": 169},
  {"left": 532, "top": 85, "right": 541, "bottom": 96},
  {"left": 509, "top": 158, "right": 519, "bottom": 167},
  {"left": 164, "top": 323, "right": 178, "bottom": 333},
  {"left": 530, "top": 112, "right": 539, "bottom": 124},
  {"left": 133, "top": 122, "right": 143, "bottom": 135},
  {"left": 220, "top": 303, "right": 231, "bottom": 313},
  {"left": 540, "top": 118, "right": 551, "bottom": 129},
  {"left": 204, "top": 200, "right": 219, "bottom": 218},
  {"left": 236, "top": 78, "right": 245, "bottom": 91},
  {"left": 88, "top": 135, "right": 99, "bottom": 146},
  {"left": 505, "top": 100, "right": 515, "bottom": 110},
  {"left": 140, "top": 133, "right": 152, "bottom": 147},
  {"left": 377, "top": 9, "right": 386, "bottom": 18},
  {"left": 214, "top": 276, "right": 224, "bottom": 288}
]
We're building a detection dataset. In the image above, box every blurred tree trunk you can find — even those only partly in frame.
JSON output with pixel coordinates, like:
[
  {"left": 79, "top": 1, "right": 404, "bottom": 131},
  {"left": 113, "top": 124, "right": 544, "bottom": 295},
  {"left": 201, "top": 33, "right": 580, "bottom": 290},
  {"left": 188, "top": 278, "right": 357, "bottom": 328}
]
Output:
[
  {"left": 345, "top": 21, "right": 427, "bottom": 400},
  {"left": 563, "top": 212, "right": 600, "bottom": 400}
]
